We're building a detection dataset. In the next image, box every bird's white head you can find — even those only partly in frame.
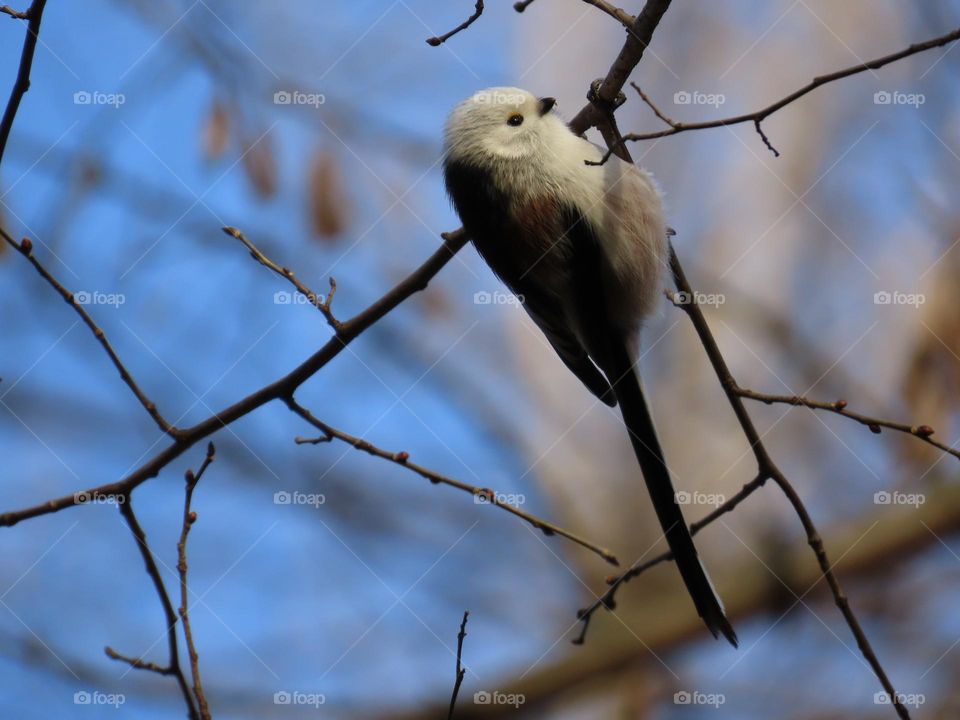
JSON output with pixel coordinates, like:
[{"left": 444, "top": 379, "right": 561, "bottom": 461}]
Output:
[{"left": 444, "top": 87, "right": 567, "bottom": 165}]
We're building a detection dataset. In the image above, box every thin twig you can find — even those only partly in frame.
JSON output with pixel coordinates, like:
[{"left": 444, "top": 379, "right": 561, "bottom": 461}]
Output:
[
  {"left": 112, "top": 498, "right": 199, "bottom": 720},
  {"left": 0, "top": 0, "right": 46, "bottom": 165},
  {"left": 286, "top": 398, "right": 620, "bottom": 566},
  {"left": 735, "top": 387, "right": 959, "bottom": 461},
  {"left": 223, "top": 226, "right": 342, "bottom": 333},
  {"left": 177, "top": 442, "right": 216, "bottom": 720},
  {"left": 0, "top": 5, "right": 29, "bottom": 19},
  {"left": 581, "top": 0, "right": 635, "bottom": 28},
  {"left": 558, "top": 5, "right": 911, "bottom": 708},
  {"left": 512, "top": 0, "right": 537, "bottom": 12},
  {"left": 446, "top": 611, "right": 469, "bottom": 720},
  {"left": 665, "top": 248, "right": 910, "bottom": 720},
  {"left": 0, "top": 229, "right": 469, "bottom": 528},
  {"left": 0, "top": 227, "right": 179, "bottom": 437},
  {"left": 573, "top": 471, "right": 768, "bottom": 644},
  {"left": 587, "top": 26, "right": 960, "bottom": 163},
  {"left": 426, "top": 1, "right": 483, "bottom": 46},
  {"left": 568, "top": 0, "right": 674, "bottom": 136}
]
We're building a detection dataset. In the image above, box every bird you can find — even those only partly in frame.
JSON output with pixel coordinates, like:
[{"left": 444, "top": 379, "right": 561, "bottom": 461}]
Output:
[{"left": 442, "top": 86, "right": 737, "bottom": 646}]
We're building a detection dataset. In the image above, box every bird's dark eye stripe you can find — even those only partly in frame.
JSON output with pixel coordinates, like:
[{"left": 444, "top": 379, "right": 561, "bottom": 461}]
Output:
[{"left": 507, "top": 113, "right": 524, "bottom": 126}]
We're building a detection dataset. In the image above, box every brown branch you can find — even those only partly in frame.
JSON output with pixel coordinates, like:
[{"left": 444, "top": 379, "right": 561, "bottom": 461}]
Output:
[
  {"left": 111, "top": 498, "right": 199, "bottom": 720},
  {"left": 426, "top": 1, "right": 483, "bottom": 46},
  {"left": 447, "top": 611, "right": 469, "bottom": 720},
  {"left": 223, "top": 225, "right": 342, "bottom": 333},
  {"left": 735, "top": 387, "right": 959, "bottom": 462},
  {"left": 0, "top": 228, "right": 179, "bottom": 437},
  {"left": 663, "top": 250, "right": 910, "bottom": 720},
  {"left": 548, "top": 4, "right": 917, "bottom": 709},
  {"left": 0, "top": 0, "right": 46, "bottom": 166},
  {"left": 581, "top": 0, "right": 635, "bottom": 29},
  {"left": 0, "top": 5, "right": 29, "bottom": 19},
  {"left": 286, "top": 398, "right": 620, "bottom": 566},
  {"left": 0, "top": 228, "right": 469, "bottom": 528},
  {"left": 573, "top": 471, "right": 768, "bottom": 644},
  {"left": 177, "top": 442, "right": 215, "bottom": 720},
  {"left": 588, "top": 26, "right": 960, "bottom": 163},
  {"left": 395, "top": 483, "right": 960, "bottom": 719},
  {"left": 568, "top": 0, "right": 673, "bottom": 136}
]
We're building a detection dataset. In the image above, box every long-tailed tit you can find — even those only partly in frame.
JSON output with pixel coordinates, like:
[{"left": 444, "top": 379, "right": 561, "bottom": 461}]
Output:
[{"left": 443, "top": 87, "right": 737, "bottom": 646}]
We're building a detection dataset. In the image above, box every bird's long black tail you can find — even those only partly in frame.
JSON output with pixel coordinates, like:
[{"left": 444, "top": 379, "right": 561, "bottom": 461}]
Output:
[{"left": 607, "top": 342, "right": 738, "bottom": 647}]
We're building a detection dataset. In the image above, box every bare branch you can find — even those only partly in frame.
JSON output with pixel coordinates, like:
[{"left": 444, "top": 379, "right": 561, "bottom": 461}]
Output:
[
  {"left": 512, "top": 0, "right": 536, "bottom": 12},
  {"left": 223, "top": 225, "right": 342, "bottom": 332},
  {"left": 581, "top": 0, "right": 635, "bottom": 29},
  {"left": 664, "top": 248, "right": 910, "bottom": 720},
  {"left": 426, "top": 1, "right": 483, "bottom": 46},
  {"left": 177, "top": 442, "right": 215, "bottom": 720},
  {"left": 568, "top": 0, "right": 674, "bottom": 136},
  {"left": 0, "top": 229, "right": 469, "bottom": 528},
  {"left": 0, "top": 227, "right": 179, "bottom": 437},
  {"left": 573, "top": 471, "right": 768, "bottom": 644},
  {"left": 0, "top": 5, "right": 29, "bottom": 20},
  {"left": 112, "top": 498, "right": 199, "bottom": 720},
  {"left": 446, "top": 611, "right": 469, "bottom": 720},
  {"left": 588, "top": 26, "right": 960, "bottom": 163},
  {"left": 287, "top": 398, "right": 620, "bottom": 565},
  {"left": 0, "top": 0, "right": 46, "bottom": 165},
  {"left": 735, "top": 387, "right": 959, "bottom": 461}
]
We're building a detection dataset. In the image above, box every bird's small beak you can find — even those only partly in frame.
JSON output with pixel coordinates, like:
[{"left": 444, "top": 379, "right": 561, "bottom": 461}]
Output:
[{"left": 538, "top": 97, "right": 557, "bottom": 116}]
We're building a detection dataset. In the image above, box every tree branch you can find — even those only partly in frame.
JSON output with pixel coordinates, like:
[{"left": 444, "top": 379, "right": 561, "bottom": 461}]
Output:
[
  {"left": 0, "top": 228, "right": 468, "bottom": 529},
  {"left": 0, "top": 0, "right": 47, "bottom": 166},
  {"left": 110, "top": 497, "right": 199, "bottom": 720},
  {"left": 287, "top": 398, "right": 620, "bottom": 565},
  {"left": 568, "top": 0, "right": 673, "bottom": 136},
  {"left": 223, "top": 225, "right": 342, "bottom": 333},
  {"left": 588, "top": 26, "right": 960, "bottom": 162},
  {"left": 177, "top": 442, "right": 215, "bottom": 720},
  {"left": 446, "top": 610, "right": 469, "bottom": 720},
  {"left": 426, "top": 1, "right": 483, "bottom": 46},
  {"left": 735, "top": 386, "right": 959, "bottom": 461},
  {"left": 0, "top": 228, "right": 179, "bottom": 437}
]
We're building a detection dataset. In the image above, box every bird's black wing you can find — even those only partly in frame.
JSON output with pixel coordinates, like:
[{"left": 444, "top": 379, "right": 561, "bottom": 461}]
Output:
[{"left": 444, "top": 159, "right": 615, "bottom": 405}]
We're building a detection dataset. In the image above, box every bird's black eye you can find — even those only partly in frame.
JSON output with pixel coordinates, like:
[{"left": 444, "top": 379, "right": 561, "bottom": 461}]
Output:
[{"left": 507, "top": 113, "right": 524, "bottom": 127}]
